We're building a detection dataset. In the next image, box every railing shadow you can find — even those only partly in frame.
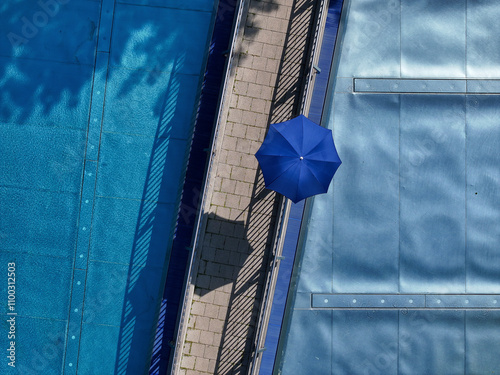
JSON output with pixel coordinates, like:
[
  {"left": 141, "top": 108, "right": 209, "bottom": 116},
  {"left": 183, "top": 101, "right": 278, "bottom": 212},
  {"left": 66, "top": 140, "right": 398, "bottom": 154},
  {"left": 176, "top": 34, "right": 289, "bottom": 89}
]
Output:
[{"left": 210, "top": 0, "right": 319, "bottom": 373}]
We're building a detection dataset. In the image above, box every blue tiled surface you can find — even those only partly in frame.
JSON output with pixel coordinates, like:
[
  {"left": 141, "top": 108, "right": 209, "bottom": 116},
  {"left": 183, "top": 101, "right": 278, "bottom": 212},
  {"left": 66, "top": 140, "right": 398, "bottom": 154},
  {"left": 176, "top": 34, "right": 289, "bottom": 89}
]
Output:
[
  {"left": 102, "top": 68, "right": 199, "bottom": 139},
  {"left": 0, "top": 57, "right": 93, "bottom": 129},
  {"left": 90, "top": 197, "right": 175, "bottom": 266},
  {"left": 78, "top": 323, "right": 121, "bottom": 375},
  {"left": 96, "top": 132, "right": 187, "bottom": 202},
  {"left": 0, "top": 316, "right": 67, "bottom": 375},
  {"left": 0, "top": 1, "right": 100, "bottom": 64},
  {"left": 0, "top": 125, "right": 85, "bottom": 192},
  {"left": 118, "top": 0, "right": 215, "bottom": 12},
  {"left": 0, "top": 187, "right": 80, "bottom": 257},
  {"left": 110, "top": 3, "right": 212, "bottom": 75},
  {"left": 0, "top": 253, "right": 73, "bottom": 320}
]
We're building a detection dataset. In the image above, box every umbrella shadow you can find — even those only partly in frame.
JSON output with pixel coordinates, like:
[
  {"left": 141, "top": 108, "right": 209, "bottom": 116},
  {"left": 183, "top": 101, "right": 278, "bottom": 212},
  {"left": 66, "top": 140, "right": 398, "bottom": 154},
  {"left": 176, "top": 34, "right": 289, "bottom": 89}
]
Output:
[{"left": 191, "top": 170, "right": 281, "bottom": 375}]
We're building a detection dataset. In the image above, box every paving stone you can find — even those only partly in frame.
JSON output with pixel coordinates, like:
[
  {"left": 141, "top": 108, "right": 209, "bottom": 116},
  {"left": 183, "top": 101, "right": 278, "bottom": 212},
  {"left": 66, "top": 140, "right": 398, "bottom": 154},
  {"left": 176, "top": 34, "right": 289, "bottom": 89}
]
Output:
[
  {"left": 228, "top": 108, "right": 243, "bottom": 123},
  {"left": 216, "top": 163, "right": 231, "bottom": 179},
  {"left": 225, "top": 194, "right": 240, "bottom": 209},
  {"left": 209, "top": 318, "right": 225, "bottom": 332},
  {"left": 251, "top": 98, "right": 266, "bottom": 113},
  {"left": 232, "top": 123, "right": 248, "bottom": 138},
  {"left": 236, "top": 138, "right": 252, "bottom": 154},
  {"left": 190, "top": 343, "right": 206, "bottom": 358},
  {"left": 222, "top": 135, "right": 237, "bottom": 151},
  {"left": 191, "top": 302, "right": 206, "bottom": 316},
  {"left": 221, "top": 179, "right": 236, "bottom": 194},
  {"left": 181, "top": 355, "right": 195, "bottom": 370},
  {"left": 266, "top": 58, "right": 280, "bottom": 73},
  {"left": 238, "top": 54, "right": 253, "bottom": 69},
  {"left": 195, "top": 316, "right": 210, "bottom": 331},
  {"left": 237, "top": 95, "right": 253, "bottom": 111},
  {"left": 195, "top": 357, "right": 210, "bottom": 372},
  {"left": 252, "top": 55, "right": 268, "bottom": 71},
  {"left": 242, "top": 110, "right": 257, "bottom": 126},
  {"left": 233, "top": 80, "right": 249, "bottom": 95},
  {"left": 226, "top": 151, "right": 242, "bottom": 166},
  {"left": 204, "top": 304, "right": 220, "bottom": 319},
  {"left": 186, "top": 329, "right": 201, "bottom": 343},
  {"left": 247, "top": 41, "right": 264, "bottom": 56},
  {"left": 203, "top": 345, "right": 219, "bottom": 360},
  {"left": 199, "top": 330, "right": 215, "bottom": 345},
  {"left": 216, "top": 205, "right": 230, "bottom": 219}
]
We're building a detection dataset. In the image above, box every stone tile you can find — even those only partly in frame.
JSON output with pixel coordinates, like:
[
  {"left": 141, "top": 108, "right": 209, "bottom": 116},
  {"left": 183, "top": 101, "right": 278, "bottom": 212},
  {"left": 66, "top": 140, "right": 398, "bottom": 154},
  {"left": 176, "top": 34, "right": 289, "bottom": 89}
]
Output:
[
  {"left": 217, "top": 164, "right": 231, "bottom": 179},
  {"left": 216, "top": 205, "right": 230, "bottom": 219},
  {"left": 208, "top": 359, "right": 217, "bottom": 373},
  {"left": 241, "top": 155, "right": 258, "bottom": 170},
  {"left": 191, "top": 302, "right": 205, "bottom": 316},
  {"left": 225, "top": 194, "right": 241, "bottom": 209},
  {"left": 237, "top": 95, "right": 253, "bottom": 111},
  {"left": 232, "top": 123, "right": 248, "bottom": 138},
  {"left": 226, "top": 152, "right": 242, "bottom": 167},
  {"left": 233, "top": 80, "right": 248, "bottom": 95},
  {"left": 186, "top": 329, "right": 201, "bottom": 343},
  {"left": 200, "top": 330, "right": 215, "bottom": 345},
  {"left": 247, "top": 82, "right": 262, "bottom": 98},
  {"left": 261, "top": 85, "right": 274, "bottom": 100},
  {"left": 250, "top": 140, "right": 262, "bottom": 154},
  {"left": 239, "top": 67, "right": 257, "bottom": 83},
  {"left": 235, "top": 181, "right": 252, "bottom": 197},
  {"left": 228, "top": 108, "right": 243, "bottom": 123},
  {"left": 251, "top": 98, "right": 266, "bottom": 113},
  {"left": 242, "top": 110, "right": 257, "bottom": 126},
  {"left": 198, "top": 290, "right": 215, "bottom": 304},
  {"left": 204, "top": 345, "right": 219, "bottom": 360},
  {"left": 256, "top": 70, "right": 272, "bottom": 86},
  {"left": 247, "top": 41, "right": 264, "bottom": 56},
  {"left": 221, "top": 179, "right": 236, "bottom": 194},
  {"left": 236, "top": 138, "right": 252, "bottom": 154},
  {"left": 212, "top": 176, "right": 222, "bottom": 192},
  {"left": 212, "top": 192, "right": 226, "bottom": 207},
  {"left": 222, "top": 135, "right": 237, "bottom": 151},
  {"left": 255, "top": 113, "right": 269, "bottom": 129},
  {"left": 190, "top": 343, "right": 206, "bottom": 357},
  {"left": 266, "top": 58, "right": 280, "bottom": 73},
  {"left": 231, "top": 166, "right": 247, "bottom": 181},
  {"left": 252, "top": 55, "right": 268, "bottom": 71},
  {"left": 196, "top": 274, "right": 211, "bottom": 289},
  {"left": 181, "top": 355, "right": 195, "bottom": 370},
  {"left": 238, "top": 54, "right": 253, "bottom": 69},
  {"left": 195, "top": 316, "right": 210, "bottom": 331},
  {"left": 204, "top": 304, "right": 220, "bottom": 319},
  {"left": 209, "top": 318, "right": 225, "bottom": 332},
  {"left": 195, "top": 357, "right": 210, "bottom": 372}
]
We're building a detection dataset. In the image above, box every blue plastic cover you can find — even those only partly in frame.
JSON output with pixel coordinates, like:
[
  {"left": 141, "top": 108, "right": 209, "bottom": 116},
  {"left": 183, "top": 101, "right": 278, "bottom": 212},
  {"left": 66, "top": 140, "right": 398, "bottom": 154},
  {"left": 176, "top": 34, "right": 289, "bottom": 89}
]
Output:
[{"left": 275, "top": 0, "right": 500, "bottom": 373}]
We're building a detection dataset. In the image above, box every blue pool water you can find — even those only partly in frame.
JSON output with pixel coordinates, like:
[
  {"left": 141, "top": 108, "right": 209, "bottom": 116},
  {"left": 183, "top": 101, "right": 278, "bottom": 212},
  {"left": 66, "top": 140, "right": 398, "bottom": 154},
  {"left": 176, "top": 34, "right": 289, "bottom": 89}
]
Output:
[
  {"left": 0, "top": 0, "right": 216, "bottom": 373},
  {"left": 276, "top": 0, "right": 500, "bottom": 374}
]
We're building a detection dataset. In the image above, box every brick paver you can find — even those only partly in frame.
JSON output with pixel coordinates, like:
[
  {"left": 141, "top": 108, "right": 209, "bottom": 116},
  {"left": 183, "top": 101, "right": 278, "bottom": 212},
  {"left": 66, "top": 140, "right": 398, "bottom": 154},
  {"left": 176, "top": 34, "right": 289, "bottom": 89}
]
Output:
[{"left": 177, "top": 0, "right": 318, "bottom": 373}]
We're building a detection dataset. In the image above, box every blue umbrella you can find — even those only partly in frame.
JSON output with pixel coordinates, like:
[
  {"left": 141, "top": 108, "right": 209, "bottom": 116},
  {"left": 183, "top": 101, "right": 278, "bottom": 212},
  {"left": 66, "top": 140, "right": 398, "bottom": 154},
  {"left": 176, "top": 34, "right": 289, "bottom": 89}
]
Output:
[{"left": 255, "top": 115, "right": 341, "bottom": 203}]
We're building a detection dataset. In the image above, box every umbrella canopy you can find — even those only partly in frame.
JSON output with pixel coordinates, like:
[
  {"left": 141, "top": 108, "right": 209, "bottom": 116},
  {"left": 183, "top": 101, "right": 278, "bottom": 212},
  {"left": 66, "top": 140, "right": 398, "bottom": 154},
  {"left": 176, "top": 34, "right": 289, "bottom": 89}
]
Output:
[{"left": 255, "top": 115, "right": 341, "bottom": 203}]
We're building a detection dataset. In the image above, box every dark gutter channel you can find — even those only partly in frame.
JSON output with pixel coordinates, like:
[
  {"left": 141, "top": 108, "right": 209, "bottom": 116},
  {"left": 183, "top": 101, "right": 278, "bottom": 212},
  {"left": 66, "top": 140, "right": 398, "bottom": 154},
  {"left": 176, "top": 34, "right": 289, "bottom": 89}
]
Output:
[{"left": 148, "top": 1, "right": 238, "bottom": 373}]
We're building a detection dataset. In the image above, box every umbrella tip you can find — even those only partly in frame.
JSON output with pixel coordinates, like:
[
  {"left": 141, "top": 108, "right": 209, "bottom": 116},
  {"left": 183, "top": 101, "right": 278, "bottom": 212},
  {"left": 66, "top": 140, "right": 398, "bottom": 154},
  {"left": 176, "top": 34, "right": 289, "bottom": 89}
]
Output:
[{"left": 300, "top": 156, "right": 304, "bottom": 160}]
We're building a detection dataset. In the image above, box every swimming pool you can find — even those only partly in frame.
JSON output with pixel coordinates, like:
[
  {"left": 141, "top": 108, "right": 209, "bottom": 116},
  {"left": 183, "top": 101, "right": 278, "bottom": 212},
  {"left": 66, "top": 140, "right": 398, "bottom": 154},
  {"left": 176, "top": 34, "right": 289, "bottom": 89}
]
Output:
[{"left": 0, "top": 0, "right": 217, "bottom": 373}]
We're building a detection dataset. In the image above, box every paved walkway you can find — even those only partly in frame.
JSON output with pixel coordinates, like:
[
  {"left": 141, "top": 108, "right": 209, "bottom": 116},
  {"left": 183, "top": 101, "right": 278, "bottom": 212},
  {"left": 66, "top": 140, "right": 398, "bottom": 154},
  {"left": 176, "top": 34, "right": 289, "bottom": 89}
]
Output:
[{"left": 178, "top": 0, "right": 318, "bottom": 373}]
